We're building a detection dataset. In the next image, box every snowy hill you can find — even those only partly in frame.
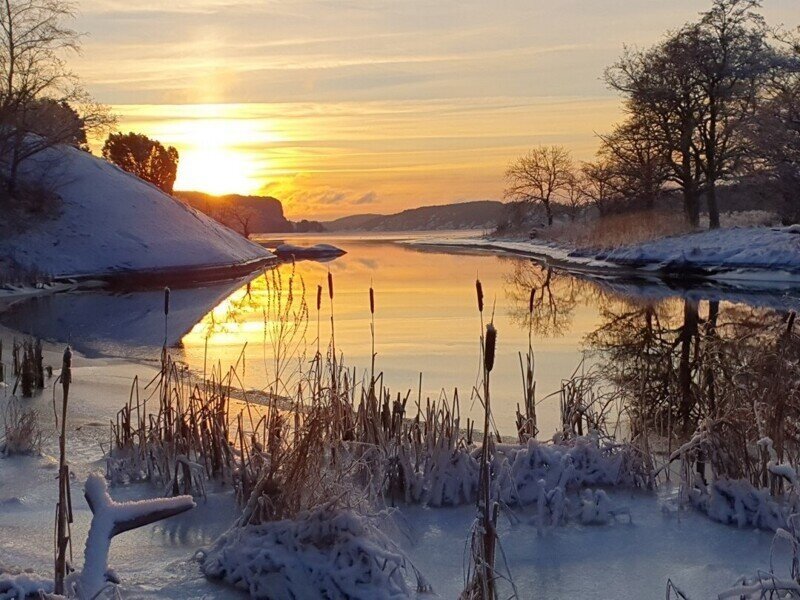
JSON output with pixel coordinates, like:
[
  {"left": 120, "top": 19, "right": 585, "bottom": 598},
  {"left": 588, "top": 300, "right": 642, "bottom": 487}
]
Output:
[{"left": 0, "top": 144, "right": 274, "bottom": 280}]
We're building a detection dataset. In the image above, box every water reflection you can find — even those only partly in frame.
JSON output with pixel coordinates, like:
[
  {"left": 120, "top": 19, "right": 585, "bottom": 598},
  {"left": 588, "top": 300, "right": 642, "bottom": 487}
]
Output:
[
  {"left": 0, "top": 279, "right": 250, "bottom": 358},
  {"left": 5, "top": 236, "right": 800, "bottom": 439}
]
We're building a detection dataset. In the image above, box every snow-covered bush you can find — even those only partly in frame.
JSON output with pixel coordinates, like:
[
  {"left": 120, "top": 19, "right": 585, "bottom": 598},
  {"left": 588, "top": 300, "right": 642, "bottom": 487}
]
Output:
[
  {"left": 0, "top": 565, "right": 54, "bottom": 599},
  {"left": 201, "top": 504, "right": 428, "bottom": 599},
  {"left": 1, "top": 398, "right": 43, "bottom": 456}
]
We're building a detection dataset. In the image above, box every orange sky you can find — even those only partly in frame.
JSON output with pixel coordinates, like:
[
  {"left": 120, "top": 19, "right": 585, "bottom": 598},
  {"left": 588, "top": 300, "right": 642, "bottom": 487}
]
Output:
[{"left": 77, "top": 0, "right": 800, "bottom": 219}]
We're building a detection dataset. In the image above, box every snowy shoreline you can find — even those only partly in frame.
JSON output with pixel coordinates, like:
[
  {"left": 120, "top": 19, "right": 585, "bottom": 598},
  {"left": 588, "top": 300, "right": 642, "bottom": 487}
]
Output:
[
  {"left": 1, "top": 143, "right": 277, "bottom": 286},
  {"left": 405, "top": 226, "right": 800, "bottom": 290}
]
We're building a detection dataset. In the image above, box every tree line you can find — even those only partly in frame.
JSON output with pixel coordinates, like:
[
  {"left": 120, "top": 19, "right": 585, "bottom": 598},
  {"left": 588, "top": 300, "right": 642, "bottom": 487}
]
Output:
[{"left": 506, "top": 0, "right": 800, "bottom": 229}]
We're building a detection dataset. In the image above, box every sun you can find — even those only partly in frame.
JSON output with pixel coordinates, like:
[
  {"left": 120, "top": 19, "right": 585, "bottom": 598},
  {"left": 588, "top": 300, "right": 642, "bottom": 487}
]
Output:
[
  {"left": 165, "top": 109, "right": 273, "bottom": 196},
  {"left": 175, "top": 147, "right": 260, "bottom": 196}
]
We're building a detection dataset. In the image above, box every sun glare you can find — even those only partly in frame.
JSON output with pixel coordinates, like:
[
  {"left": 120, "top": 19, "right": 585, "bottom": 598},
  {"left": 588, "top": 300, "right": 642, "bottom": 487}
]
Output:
[
  {"left": 171, "top": 116, "right": 269, "bottom": 195},
  {"left": 175, "top": 147, "right": 260, "bottom": 196}
]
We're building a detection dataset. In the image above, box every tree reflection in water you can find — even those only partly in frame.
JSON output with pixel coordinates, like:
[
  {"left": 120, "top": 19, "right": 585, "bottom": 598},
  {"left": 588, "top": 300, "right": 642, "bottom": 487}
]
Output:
[
  {"left": 505, "top": 259, "right": 800, "bottom": 484},
  {"left": 505, "top": 260, "right": 586, "bottom": 337}
]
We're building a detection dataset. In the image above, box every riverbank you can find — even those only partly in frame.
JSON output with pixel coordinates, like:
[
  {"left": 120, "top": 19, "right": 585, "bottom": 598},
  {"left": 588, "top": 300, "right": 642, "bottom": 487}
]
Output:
[{"left": 406, "top": 225, "right": 800, "bottom": 289}]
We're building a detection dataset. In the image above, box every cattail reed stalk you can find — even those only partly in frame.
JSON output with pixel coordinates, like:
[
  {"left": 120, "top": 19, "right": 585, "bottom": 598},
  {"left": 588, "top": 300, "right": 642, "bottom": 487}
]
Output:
[
  {"left": 316, "top": 284, "right": 322, "bottom": 357},
  {"left": 463, "top": 323, "right": 500, "bottom": 600},
  {"left": 516, "top": 288, "right": 537, "bottom": 443},
  {"left": 369, "top": 283, "right": 376, "bottom": 393},
  {"left": 54, "top": 347, "right": 73, "bottom": 595},
  {"left": 328, "top": 271, "right": 337, "bottom": 395},
  {"left": 163, "top": 287, "right": 171, "bottom": 347},
  {"left": 484, "top": 324, "right": 496, "bottom": 374}
]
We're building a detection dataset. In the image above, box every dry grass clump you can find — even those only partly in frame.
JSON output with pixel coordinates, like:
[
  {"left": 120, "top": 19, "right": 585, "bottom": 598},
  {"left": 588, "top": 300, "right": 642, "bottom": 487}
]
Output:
[
  {"left": 542, "top": 209, "right": 693, "bottom": 251},
  {"left": 0, "top": 397, "right": 43, "bottom": 456},
  {"left": 107, "top": 348, "right": 251, "bottom": 497},
  {"left": 8, "top": 338, "right": 46, "bottom": 398}
]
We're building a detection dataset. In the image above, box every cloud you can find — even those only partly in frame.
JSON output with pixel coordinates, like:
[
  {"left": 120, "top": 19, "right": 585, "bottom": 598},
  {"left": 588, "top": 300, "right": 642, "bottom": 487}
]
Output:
[{"left": 354, "top": 191, "right": 377, "bottom": 205}]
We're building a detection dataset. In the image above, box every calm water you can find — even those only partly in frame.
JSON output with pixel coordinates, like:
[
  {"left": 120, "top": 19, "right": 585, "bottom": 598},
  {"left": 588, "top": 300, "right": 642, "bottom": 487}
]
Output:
[{"left": 5, "top": 232, "right": 800, "bottom": 437}]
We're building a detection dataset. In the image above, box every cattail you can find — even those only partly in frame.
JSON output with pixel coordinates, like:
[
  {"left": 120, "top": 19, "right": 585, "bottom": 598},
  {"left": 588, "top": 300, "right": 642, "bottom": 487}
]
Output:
[
  {"left": 484, "top": 324, "right": 497, "bottom": 372},
  {"left": 529, "top": 288, "right": 536, "bottom": 314},
  {"left": 327, "top": 271, "right": 334, "bottom": 300},
  {"left": 316, "top": 284, "right": 322, "bottom": 311},
  {"left": 164, "top": 287, "right": 170, "bottom": 316},
  {"left": 369, "top": 286, "right": 375, "bottom": 315},
  {"left": 62, "top": 346, "right": 72, "bottom": 387},
  {"left": 476, "top": 279, "right": 484, "bottom": 313}
]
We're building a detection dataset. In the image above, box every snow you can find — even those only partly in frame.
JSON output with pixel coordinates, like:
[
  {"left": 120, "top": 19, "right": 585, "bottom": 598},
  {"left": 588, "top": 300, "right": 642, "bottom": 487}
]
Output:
[
  {"left": 0, "top": 568, "right": 54, "bottom": 599},
  {"left": 408, "top": 226, "right": 800, "bottom": 287},
  {"left": 591, "top": 226, "right": 800, "bottom": 276},
  {"left": 0, "top": 143, "right": 274, "bottom": 280},
  {"left": 79, "top": 473, "right": 195, "bottom": 598},
  {"left": 273, "top": 243, "right": 346, "bottom": 259},
  {"left": 201, "top": 506, "right": 426, "bottom": 599},
  {"left": 0, "top": 327, "right": 794, "bottom": 600}
]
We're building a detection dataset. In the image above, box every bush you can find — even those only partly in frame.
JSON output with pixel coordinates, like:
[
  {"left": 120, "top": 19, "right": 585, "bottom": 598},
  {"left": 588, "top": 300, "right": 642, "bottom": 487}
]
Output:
[{"left": 1, "top": 398, "right": 43, "bottom": 456}]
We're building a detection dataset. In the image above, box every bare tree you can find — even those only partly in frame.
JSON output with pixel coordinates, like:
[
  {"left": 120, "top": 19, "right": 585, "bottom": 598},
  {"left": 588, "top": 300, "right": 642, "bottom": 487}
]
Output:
[
  {"left": 563, "top": 172, "right": 588, "bottom": 221},
  {"left": 0, "top": 0, "right": 114, "bottom": 196},
  {"left": 606, "top": 0, "right": 775, "bottom": 229},
  {"left": 597, "top": 117, "right": 669, "bottom": 210},
  {"left": 504, "top": 145, "right": 574, "bottom": 227},
  {"left": 748, "top": 28, "right": 800, "bottom": 222},
  {"left": 692, "top": 0, "right": 775, "bottom": 228},
  {"left": 217, "top": 203, "right": 257, "bottom": 239},
  {"left": 580, "top": 159, "right": 625, "bottom": 216},
  {"left": 607, "top": 32, "right": 708, "bottom": 226}
]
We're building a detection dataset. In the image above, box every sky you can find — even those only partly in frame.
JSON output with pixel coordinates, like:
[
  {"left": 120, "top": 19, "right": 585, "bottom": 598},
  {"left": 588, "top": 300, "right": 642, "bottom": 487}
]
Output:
[{"left": 74, "top": 0, "right": 800, "bottom": 219}]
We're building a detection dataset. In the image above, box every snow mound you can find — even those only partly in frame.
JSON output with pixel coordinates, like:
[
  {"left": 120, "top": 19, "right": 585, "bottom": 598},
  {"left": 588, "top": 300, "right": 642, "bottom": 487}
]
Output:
[
  {"left": 201, "top": 506, "right": 425, "bottom": 599},
  {"left": 1, "top": 144, "right": 274, "bottom": 279},
  {"left": 0, "top": 566, "right": 53, "bottom": 599},
  {"left": 273, "top": 243, "right": 346, "bottom": 259}
]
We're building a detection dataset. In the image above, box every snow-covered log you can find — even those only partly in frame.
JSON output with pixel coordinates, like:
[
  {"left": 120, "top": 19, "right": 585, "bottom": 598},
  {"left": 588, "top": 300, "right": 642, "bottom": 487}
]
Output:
[{"left": 79, "top": 474, "right": 195, "bottom": 598}]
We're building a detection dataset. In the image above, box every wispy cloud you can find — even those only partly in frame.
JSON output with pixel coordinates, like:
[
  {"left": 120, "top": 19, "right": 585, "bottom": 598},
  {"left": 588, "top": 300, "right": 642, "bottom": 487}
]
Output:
[{"left": 76, "top": 0, "right": 800, "bottom": 216}]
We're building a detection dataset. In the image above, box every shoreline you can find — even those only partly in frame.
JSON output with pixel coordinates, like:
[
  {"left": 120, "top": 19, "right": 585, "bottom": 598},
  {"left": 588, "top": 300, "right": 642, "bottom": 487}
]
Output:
[
  {"left": 404, "top": 228, "right": 800, "bottom": 291},
  {"left": 0, "top": 255, "right": 276, "bottom": 313}
]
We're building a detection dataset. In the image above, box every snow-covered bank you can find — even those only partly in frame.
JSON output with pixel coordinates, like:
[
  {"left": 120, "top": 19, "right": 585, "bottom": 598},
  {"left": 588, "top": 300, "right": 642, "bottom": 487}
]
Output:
[
  {"left": 0, "top": 144, "right": 275, "bottom": 281},
  {"left": 407, "top": 226, "right": 800, "bottom": 288}
]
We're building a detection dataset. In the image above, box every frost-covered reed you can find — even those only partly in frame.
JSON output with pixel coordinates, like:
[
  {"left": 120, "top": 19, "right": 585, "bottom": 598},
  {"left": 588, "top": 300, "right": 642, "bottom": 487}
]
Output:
[{"left": 99, "top": 269, "right": 656, "bottom": 599}]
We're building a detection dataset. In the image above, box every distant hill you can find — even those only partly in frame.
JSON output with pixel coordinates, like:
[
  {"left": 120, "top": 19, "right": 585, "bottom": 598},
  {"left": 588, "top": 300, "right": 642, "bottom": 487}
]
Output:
[
  {"left": 324, "top": 200, "right": 504, "bottom": 232},
  {"left": 177, "top": 191, "right": 294, "bottom": 233}
]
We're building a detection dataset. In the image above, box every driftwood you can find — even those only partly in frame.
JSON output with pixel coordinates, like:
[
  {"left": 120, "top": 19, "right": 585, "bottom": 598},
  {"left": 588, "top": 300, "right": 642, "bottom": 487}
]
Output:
[{"left": 79, "top": 474, "right": 194, "bottom": 598}]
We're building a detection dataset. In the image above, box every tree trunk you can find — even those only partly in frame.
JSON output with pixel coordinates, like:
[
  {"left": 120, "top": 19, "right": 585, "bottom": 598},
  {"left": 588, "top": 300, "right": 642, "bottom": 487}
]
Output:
[
  {"left": 706, "top": 183, "right": 720, "bottom": 229},
  {"left": 704, "top": 301, "right": 719, "bottom": 417},
  {"left": 545, "top": 202, "right": 553, "bottom": 227},
  {"left": 683, "top": 187, "right": 700, "bottom": 228}
]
